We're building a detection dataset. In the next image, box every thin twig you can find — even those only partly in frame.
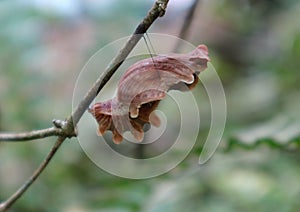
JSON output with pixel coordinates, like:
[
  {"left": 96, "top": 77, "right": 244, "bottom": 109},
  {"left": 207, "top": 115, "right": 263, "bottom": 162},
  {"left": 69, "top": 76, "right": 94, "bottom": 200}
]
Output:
[
  {"left": 0, "top": 0, "right": 170, "bottom": 211},
  {"left": 174, "top": 0, "right": 200, "bottom": 52},
  {"left": 0, "top": 136, "right": 66, "bottom": 211},
  {"left": 0, "top": 127, "right": 63, "bottom": 142}
]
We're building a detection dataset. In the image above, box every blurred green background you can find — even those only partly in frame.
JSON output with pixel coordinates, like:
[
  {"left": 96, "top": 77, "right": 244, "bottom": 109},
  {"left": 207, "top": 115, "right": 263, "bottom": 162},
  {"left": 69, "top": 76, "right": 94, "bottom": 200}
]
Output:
[{"left": 1, "top": 0, "right": 300, "bottom": 211}]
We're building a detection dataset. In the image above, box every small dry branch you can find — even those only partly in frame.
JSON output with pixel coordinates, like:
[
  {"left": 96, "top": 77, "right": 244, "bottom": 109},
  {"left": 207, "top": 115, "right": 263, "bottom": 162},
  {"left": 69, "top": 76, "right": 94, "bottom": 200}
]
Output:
[{"left": 0, "top": 0, "right": 170, "bottom": 211}]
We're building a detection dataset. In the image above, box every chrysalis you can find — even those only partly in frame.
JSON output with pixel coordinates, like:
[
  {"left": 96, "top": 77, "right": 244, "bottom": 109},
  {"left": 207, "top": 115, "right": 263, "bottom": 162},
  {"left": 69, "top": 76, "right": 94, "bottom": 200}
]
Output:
[{"left": 89, "top": 45, "right": 210, "bottom": 144}]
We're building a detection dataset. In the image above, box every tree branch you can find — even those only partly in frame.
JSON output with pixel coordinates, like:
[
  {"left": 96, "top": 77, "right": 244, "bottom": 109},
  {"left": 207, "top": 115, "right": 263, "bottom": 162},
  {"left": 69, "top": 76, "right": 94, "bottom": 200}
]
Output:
[
  {"left": 0, "top": 119, "right": 76, "bottom": 142},
  {"left": 0, "top": 0, "right": 170, "bottom": 211},
  {"left": 0, "top": 127, "right": 63, "bottom": 142},
  {"left": 0, "top": 136, "right": 66, "bottom": 211}
]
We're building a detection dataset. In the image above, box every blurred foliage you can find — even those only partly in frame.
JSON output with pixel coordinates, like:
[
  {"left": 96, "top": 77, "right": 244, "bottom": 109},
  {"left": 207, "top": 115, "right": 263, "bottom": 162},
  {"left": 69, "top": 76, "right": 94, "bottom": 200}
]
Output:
[{"left": 0, "top": 0, "right": 300, "bottom": 211}]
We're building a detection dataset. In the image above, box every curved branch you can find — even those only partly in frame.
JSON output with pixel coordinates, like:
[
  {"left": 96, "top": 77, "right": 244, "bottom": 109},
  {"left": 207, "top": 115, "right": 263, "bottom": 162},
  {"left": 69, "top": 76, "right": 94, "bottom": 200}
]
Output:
[
  {"left": 0, "top": 127, "right": 63, "bottom": 142},
  {"left": 0, "top": 136, "right": 66, "bottom": 211},
  {"left": 0, "top": 0, "right": 170, "bottom": 211}
]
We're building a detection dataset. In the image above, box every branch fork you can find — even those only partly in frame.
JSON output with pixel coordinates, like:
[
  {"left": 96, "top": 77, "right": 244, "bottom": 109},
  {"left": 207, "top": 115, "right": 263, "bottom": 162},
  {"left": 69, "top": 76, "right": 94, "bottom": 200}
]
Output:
[{"left": 0, "top": 0, "right": 170, "bottom": 211}]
